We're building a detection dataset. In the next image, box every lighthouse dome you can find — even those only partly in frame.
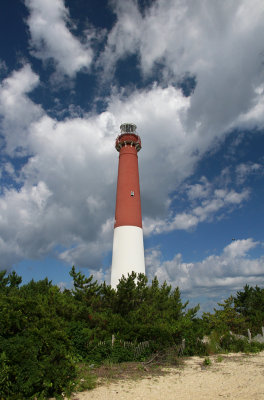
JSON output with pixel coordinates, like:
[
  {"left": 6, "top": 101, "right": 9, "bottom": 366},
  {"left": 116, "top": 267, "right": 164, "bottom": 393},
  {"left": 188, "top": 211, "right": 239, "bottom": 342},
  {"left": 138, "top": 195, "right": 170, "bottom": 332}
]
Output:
[{"left": 120, "top": 123, "right": 137, "bottom": 134}]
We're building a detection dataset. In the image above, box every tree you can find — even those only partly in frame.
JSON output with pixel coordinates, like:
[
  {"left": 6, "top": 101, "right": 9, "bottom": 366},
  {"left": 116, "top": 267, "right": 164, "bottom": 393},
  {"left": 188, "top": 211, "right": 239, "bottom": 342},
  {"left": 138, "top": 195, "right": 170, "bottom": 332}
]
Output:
[
  {"left": 0, "top": 273, "right": 76, "bottom": 399},
  {"left": 203, "top": 296, "right": 247, "bottom": 335},
  {"left": 234, "top": 285, "right": 264, "bottom": 335}
]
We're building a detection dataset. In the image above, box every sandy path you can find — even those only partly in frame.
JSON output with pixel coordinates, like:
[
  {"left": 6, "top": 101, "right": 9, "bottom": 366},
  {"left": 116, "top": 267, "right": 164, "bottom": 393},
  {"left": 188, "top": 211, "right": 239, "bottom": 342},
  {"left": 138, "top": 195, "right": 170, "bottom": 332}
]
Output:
[{"left": 73, "top": 351, "right": 264, "bottom": 400}]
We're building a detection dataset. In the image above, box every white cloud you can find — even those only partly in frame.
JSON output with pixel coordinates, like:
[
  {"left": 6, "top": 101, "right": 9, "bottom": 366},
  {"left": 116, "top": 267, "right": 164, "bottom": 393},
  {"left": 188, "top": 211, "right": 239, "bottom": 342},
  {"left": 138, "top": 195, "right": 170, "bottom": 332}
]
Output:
[
  {"left": 146, "top": 239, "right": 264, "bottom": 300},
  {"left": 186, "top": 177, "right": 211, "bottom": 200},
  {"left": 0, "top": 181, "right": 52, "bottom": 265},
  {"left": 236, "top": 162, "right": 263, "bottom": 184},
  {"left": 223, "top": 239, "right": 258, "bottom": 258},
  {"left": 0, "top": 64, "right": 43, "bottom": 155},
  {"left": 99, "top": 0, "right": 142, "bottom": 77},
  {"left": 103, "top": 0, "right": 264, "bottom": 135},
  {"left": 234, "top": 83, "right": 264, "bottom": 128},
  {"left": 25, "top": 0, "right": 94, "bottom": 76},
  {"left": 0, "top": 67, "right": 123, "bottom": 268},
  {"left": 0, "top": 55, "right": 261, "bottom": 271},
  {"left": 0, "top": 73, "right": 191, "bottom": 267},
  {"left": 0, "top": 65, "right": 117, "bottom": 268},
  {"left": 143, "top": 174, "right": 250, "bottom": 235},
  {"left": 58, "top": 218, "right": 114, "bottom": 269},
  {"left": 0, "top": 0, "right": 263, "bottom": 301}
]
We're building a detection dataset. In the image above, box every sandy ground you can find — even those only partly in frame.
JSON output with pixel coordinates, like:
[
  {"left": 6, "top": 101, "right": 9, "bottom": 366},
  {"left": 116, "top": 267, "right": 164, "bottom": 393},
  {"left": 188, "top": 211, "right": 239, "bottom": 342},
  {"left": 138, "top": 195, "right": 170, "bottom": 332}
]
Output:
[{"left": 72, "top": 351, "right": 264, "bottom": 400}]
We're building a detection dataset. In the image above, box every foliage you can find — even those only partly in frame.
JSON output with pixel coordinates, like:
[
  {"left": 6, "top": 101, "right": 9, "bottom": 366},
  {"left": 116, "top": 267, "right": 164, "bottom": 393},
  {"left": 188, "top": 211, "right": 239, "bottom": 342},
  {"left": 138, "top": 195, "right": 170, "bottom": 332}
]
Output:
[
  {"left": 110, "top": 272, "right": 200, "bottom": 349},
  {"left": 201, "top": 330, "right": 222, "bottom": 355},
  {"left": 234, "top": 285, "right": 264, "bottom": 335},
  {"left": 0, "top": 266, "right": 263, "bottom": 399},
  {"left": 220, "top": 333, "right": 264, "bottom": 353},
  {"left": 87, "top": 340, "right": 151, "bottom": 364},
  {"left": 203, "top": 357, "right": 211, "bottom": 366},
  {"left": 202, "top": 296, "right": 247, "bottom": 335},
  {"left": 0, "top": 272, "right": 76, "bottom": 399},
  {"left": 74, "top": 364, "right": 97, "bottom": 392}
]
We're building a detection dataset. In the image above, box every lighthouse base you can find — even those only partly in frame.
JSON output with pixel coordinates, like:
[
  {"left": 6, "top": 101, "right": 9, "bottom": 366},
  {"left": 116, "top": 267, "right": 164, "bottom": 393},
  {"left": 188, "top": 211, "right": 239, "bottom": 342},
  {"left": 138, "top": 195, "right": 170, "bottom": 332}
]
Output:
[{"left": 111, "top": 225, "right": 145, "bottom": 288}]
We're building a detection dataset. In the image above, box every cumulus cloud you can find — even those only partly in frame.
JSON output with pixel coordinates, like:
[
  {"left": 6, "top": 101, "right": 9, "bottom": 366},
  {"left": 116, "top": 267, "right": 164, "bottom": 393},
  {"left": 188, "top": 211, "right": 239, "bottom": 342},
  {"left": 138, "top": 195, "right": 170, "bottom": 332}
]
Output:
[
  {"left": 0, "top": 181, "right": 52, "bottom": 266},
  {"left": 0, "top": 66, "right": 116, "bottom": 268},
  {"left": 99, "top": 0, "right": 142, "bottom": 77},
  {"left": 25, "top": 0, "right": 94, "bottom": 76},
  {"left": 146, "top": 239, "right": 264, "bottom": 300},
  {"left": 1, "top": 0, "right": 264, "bottom": 277},
  {"left": 186, "top": 177, "right": 211, "bottom": 200},
  {"left": 143, "top": 173, "right": 250, "bottom": 235},
  {"left": 102, "top": 0, "right": 264, "bottom": 135},
  {"left": 236, "top": 162, "right": 263, "bottom": 184},
  {"left": 234, "top": 83, "right": 264, "bottom": 129},
  {"left": 0, "top": 64, "right": 43, "bottom": 155},
  {"left": 0, "top": 60, "right": 262, "bottom": 271}
]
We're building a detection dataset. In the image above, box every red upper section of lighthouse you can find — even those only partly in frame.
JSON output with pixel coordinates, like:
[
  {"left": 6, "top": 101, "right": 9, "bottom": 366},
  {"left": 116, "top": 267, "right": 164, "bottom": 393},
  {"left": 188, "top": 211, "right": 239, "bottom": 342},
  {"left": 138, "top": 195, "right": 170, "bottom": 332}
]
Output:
[
  {"left": 114, "top": 123, "right": 143, "bottom": 228},
  {"left": 115, "top": 122, "right": 141, "bottom": 152},
  {"left": 115, "top": 133, "right": 141, "bottom": 152}
]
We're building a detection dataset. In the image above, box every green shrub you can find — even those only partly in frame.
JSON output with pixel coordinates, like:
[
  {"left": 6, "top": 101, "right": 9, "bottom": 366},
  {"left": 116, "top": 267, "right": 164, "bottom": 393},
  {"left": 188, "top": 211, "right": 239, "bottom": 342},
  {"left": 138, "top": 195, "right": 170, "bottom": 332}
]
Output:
[
  {"left": 234, "top": 285, "right": 264, "bottom": 335},
  {"left": 87, "top": 339, "right": 151, "bottom": 364},
  {"left": 249, "top": 341, "right": 264, "bottom": 353},
  {"left": 220, "top": 334, "right": 264, "bottom": 353},
  {"left": 66, "top": 321, "right": 93, "bottom": 360},
  {"left": 203, "top": 357, "right": 211, "bottom": 366},
  {"left": 0, "top": 275, "right": 77, "bottom": 399},
  {"left": 0, "top": 352, "right": 12, "bottom": 395},
  {"left": 4, "top": 268, "right": 264, "bottom": 398},
  {"left": 0, "top": 328, "right": 76, "bottom": 399},
  {"left": 74, "top": 364, "right": 97, "bottom": 392},
  {"left": 205, "top": 330, "right": 223, "bottom": 354}
]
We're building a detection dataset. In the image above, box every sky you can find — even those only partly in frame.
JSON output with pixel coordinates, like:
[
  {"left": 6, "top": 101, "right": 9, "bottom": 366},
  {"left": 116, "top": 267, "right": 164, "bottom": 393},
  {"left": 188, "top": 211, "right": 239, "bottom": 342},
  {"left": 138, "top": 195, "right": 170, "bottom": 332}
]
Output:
[{"left": 0, "top": 0, "right": 264, "bottom": 312}]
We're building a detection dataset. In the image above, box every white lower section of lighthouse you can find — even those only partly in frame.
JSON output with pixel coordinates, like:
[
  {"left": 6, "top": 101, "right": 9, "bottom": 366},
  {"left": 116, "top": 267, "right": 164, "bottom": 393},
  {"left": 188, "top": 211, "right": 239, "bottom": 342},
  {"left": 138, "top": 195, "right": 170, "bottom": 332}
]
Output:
[{"left": 111, "top": 226, "right": 145, "bottom": 288}]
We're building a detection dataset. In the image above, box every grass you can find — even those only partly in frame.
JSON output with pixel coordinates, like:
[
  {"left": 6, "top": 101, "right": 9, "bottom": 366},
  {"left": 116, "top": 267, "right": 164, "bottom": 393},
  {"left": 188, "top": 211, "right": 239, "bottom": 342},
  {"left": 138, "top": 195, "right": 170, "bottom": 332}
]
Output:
[
  {"left": 93, "top": 361, "right": 171, "bottom": 381},
  {"left": 74, "top": 363, "right": 97, "bottom": 392},
  {"left": 203, "top": 357, "right": 212, "bottom": 366},
  {"left": 74, "top": 350, "right": 185, "bottom": 391}
]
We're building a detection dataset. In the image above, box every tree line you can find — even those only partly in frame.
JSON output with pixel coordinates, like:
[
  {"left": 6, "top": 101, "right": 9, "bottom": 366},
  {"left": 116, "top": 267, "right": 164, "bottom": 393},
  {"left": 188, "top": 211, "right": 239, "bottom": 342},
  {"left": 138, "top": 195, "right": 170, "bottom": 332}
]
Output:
[{"left": 0, "top": 267, "right": 263, "bottom": 399}]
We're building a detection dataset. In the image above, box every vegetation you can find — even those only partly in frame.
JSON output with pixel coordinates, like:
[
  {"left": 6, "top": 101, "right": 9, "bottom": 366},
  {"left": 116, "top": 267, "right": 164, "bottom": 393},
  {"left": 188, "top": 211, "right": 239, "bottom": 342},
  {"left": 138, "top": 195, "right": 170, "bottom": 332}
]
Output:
[
  {"left": 203, "top": 357, "right": 212, "bottom": 366},
  {"left": 0, "top": 267, "right": 263, "bottom": 399}
]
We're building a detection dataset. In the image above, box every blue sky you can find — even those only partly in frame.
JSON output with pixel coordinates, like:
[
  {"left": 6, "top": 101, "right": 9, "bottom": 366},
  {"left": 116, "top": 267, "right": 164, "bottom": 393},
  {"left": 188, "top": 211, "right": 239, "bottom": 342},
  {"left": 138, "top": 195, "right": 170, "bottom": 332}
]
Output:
[{"left": 0, "top": 0, "right": 264, "bottom": 312}]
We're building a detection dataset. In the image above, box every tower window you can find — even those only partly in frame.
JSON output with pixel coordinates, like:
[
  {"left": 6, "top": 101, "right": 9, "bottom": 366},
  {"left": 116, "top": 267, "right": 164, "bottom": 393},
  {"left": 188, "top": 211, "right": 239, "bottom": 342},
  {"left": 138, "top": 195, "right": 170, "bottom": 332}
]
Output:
[{"left": 131, "top": 191, "right": 135, "bottom": 197}]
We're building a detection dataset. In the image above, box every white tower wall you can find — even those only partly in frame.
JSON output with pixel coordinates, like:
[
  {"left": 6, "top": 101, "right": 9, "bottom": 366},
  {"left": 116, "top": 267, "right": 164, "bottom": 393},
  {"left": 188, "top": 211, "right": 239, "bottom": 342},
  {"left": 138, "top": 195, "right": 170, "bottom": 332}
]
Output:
[{"left": 111, "top": 225, "right": 145, "bottom": 288}]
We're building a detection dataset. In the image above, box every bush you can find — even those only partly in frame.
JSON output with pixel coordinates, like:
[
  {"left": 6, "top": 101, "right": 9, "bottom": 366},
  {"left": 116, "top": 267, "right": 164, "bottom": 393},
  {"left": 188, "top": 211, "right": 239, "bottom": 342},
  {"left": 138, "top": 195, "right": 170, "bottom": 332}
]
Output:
[
  {"left": 186, "top": 339, "right": 207, "bottom": 356},
  {"left": 0, "top": 327, "right": 76, "bottom": 399},
  {"left": 203, "top": 357, "right": 211, "bottom": 366},
  {"left": 3, "top": 267, "right": 263, "bottom": 398},
  {"left": 220, "top": 334, "right": 264, "bottom": 353},
  {"left": 87, "top": 340, "right": 151, "bottom": 364},
  {"left": 66, "top": 321, "right": 93, "bottom": 360},
  {"left": 0, "top": 275, "right": 77, "bottom": 399}
]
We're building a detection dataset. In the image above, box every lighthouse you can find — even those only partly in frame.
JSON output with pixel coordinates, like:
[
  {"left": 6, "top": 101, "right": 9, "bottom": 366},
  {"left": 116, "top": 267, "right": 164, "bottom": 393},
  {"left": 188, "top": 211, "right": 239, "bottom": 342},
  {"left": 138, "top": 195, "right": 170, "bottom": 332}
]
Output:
[{"left": 111, "top": 123, "right": 145, "bottom": 288}]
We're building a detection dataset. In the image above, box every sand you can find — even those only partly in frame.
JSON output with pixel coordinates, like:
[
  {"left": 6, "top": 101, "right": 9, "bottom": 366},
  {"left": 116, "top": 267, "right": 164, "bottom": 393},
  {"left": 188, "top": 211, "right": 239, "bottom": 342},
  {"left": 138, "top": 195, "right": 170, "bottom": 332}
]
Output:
[{"left": 72, "top": 351, "right": 264, "bottom": 400}]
